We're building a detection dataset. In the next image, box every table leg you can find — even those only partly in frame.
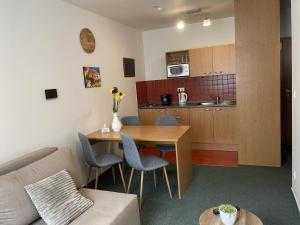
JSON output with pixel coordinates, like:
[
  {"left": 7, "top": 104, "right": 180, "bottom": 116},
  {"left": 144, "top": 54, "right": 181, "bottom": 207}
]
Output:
[{"left": 175, "top": 129, "right": 192, "bottom": 199}]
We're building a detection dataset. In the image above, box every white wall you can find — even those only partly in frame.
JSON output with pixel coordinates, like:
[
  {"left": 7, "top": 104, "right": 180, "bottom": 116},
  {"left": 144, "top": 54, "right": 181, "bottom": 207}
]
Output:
[
  {"left": 142, "top": 17, "right": 235, "bottom": 80},
  {"left": 292, "top": 0, "right": 300, "bottom": 210},
  {"left": 0, "top": 0, "right": 144, "bottom": 183}
]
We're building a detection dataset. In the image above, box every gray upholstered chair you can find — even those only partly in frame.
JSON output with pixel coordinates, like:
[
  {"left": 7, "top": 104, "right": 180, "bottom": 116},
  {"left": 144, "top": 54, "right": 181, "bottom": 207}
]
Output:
[
  {"left": 121, "top": 133, "right": 172, "bottom": 209},
  {"left": 78, "top": 133, "right": 126, "bottom": 192},
  {"left": 155, "top": 115, "right": 177, "bottom": 155},
  {"left": 121, "top": 116, "right": 141, "bottom": 125},
  {"left": 119, "top": 116, "right": 145, "bottom": 150}
]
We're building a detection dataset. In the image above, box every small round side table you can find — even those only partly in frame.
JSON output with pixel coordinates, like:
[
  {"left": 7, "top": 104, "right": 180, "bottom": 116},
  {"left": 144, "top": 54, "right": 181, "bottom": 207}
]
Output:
[{"left": 199, "top": 207, "right": 263, "bottom": 225}]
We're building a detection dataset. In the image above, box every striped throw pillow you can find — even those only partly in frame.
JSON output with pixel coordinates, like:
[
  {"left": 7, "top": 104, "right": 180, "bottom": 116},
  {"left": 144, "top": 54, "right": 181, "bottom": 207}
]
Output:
[{"left": 25, "top": 170, "right": 93, "bottom": 225}]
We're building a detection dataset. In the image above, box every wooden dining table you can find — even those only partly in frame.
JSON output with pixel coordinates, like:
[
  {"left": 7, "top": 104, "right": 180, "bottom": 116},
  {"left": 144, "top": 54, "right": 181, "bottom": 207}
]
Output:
[{"left": 87, "top": 125, "right": 192, "bottom": 199}]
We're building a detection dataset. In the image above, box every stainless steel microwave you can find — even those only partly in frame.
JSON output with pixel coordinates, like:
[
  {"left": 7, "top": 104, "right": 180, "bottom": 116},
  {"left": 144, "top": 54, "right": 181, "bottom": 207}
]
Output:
[{"left": 167, "top": 64, "right": 190, "bottom": 78}]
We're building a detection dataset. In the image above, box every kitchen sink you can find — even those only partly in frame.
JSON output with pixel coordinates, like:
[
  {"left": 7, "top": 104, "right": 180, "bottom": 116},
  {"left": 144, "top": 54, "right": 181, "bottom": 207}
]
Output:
[
  {"left": 197, "top": 100, "right": 236, "bottom": 106},
  {"left": 198, "top": 102, "right": 215, "bottom": 106}
]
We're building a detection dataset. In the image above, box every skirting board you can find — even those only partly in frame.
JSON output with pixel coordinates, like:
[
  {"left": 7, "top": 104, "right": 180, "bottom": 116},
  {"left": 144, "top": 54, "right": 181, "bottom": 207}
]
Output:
[{"left": 291, "top": 187, "right": 300, "bottom": 212}]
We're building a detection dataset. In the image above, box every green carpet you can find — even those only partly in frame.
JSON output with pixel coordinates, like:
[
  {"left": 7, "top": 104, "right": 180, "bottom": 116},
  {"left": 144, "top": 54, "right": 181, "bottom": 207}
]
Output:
[{"left": 93, "top": 158, "right": 300, "bottom": 225}]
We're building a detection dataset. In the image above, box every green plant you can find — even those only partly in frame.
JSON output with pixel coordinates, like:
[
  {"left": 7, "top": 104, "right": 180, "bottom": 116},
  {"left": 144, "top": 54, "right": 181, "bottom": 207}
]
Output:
[{"left": 219, "top": 204, "right": 236, "bottom": 214}]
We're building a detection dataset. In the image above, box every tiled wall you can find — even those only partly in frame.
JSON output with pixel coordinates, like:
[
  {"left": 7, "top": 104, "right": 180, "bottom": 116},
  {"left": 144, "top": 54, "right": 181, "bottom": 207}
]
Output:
[{"left": 136, "top": 74, "right": 236, "bottom": 104}]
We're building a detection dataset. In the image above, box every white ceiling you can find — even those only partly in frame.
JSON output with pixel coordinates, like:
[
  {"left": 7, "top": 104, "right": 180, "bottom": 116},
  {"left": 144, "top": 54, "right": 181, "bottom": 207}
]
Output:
[{"left": 63, "top": 0, "right": 234, "bottom": 31}]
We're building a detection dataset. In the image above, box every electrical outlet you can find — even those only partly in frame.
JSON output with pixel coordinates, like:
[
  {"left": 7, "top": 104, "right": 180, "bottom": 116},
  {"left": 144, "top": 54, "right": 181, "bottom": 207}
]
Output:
[{"left": 293, "top": 170, "right": 297, "bottom": 180}]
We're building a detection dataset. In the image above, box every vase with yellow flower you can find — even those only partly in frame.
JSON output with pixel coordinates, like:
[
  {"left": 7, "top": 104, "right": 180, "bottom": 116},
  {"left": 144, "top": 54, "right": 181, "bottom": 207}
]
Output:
[{"left": 110, "top": 87, "right": 125, "bottom": 131}]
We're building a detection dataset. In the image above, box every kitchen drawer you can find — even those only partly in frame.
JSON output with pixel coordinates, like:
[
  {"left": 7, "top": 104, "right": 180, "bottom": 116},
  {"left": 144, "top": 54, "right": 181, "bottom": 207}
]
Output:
[{"left": 165, "top": 108, "right": 190, "bottom": 125}]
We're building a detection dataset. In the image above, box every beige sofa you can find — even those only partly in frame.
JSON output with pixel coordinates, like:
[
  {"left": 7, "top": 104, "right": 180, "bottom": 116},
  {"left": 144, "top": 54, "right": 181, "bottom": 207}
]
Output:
[{"left": 0, "top": 147, "right": 140, "bottom": 225}]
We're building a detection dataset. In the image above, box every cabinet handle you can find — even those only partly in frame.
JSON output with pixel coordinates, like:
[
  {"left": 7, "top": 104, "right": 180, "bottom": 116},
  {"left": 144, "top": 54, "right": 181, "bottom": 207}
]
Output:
[
  {"left": 220, "top": 71, "right": 223, "bottom": 74},
  {"left": 175, "top": 116, "right": 182, "bottom": 119},
  {"left": 159, "top": 110, "right": 165, "bottom": 113},
  {"left": 175, "top": 109, "right": 180, "bottom": 112},
  {"left": 204, "top": 108, "right": 211, "bottom": 111},
  {"left": 215, "top": 108, "right": 223, "bottom": 111}
]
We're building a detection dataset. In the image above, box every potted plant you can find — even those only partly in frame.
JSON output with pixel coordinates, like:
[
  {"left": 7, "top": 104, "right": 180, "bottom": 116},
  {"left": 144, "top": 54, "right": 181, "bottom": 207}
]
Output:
[
  {"left": 109, "top": 87, "right": 125, "bottom": 131},
  {"left": 218, "top": 204, "right": 237, "bottom": 225}
]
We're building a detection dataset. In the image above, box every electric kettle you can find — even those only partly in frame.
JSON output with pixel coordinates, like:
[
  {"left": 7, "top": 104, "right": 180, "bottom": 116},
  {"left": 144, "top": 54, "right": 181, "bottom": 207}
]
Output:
[{"left": 178, "top": 91, "right": 188, "bottom": 105}]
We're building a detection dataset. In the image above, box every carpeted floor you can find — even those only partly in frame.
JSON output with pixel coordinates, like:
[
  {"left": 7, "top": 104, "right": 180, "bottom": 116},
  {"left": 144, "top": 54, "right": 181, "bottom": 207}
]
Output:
[{"left": 92, "top": 153, "right": 300, "bottom": 225}]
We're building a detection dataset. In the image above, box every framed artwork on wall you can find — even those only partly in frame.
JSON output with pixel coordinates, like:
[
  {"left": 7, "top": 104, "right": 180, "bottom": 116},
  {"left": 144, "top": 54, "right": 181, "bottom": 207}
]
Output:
[
  {"left": 123, "top": 58, "right": 135, "bottom": 77},
  {"left": 83, "top": 66, "right": 101, "bottom": 88}
]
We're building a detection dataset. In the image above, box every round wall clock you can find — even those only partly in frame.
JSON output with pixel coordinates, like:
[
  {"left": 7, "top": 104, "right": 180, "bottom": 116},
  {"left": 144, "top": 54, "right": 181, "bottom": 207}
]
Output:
[{"left": 80, "top": 28, "right": 95, "bottom": 53}]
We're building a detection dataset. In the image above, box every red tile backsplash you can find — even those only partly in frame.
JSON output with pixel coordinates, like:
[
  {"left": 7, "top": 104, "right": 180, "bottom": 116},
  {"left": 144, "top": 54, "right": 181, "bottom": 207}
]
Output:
[{"left": 136, "top": 74, "right": 236, "bottom": 104}]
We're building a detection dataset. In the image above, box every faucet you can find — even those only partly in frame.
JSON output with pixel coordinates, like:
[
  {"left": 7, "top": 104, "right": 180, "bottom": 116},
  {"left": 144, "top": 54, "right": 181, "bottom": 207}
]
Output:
[{"left": 216, "top": 96, "right": 220, "bottom": 104}]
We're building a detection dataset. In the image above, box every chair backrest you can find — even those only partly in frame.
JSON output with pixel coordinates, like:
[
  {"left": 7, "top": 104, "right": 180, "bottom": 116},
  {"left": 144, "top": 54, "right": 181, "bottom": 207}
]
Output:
[
  {"left": 156, "top": 115, "right": 177, "bottom": 126},
  {"left": 121, "top": 134, "right": 144, "bottom": 171},
  {"left": 78, "top": 133, "right": 98, "bottom": 167},
  {"left": 121, "top": 116, "right": 141, "bottom": 125}
]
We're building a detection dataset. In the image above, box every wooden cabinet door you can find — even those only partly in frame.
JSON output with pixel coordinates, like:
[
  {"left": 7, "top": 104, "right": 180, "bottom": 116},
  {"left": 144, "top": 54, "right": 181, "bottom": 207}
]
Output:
[
  {"left": 213, "top": 107, "right": 237, "bottom": 144},
  {"left": 190, "top": 108, "right": 214, "bottom": 143},
  {"left": 213, "top": 44, "right": 236, "bottom": 75},
  {"left": 189, "top": 47, "right": 213, "bottom": 77},
  {"left": 138, "top": 108, "right": 166, "bottom": 125},
  {"left": 166, "top": 108, "right": 190, "bottom": 125}
]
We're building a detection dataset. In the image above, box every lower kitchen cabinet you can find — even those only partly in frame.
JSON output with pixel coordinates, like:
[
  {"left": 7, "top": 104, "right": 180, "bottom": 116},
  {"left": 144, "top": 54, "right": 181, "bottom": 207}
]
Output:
[
  {"left": 166, "top": 108, "right": 190, "bottom": 125},
  {"left": 138, "top": 108, "right": 166, "bottom": 125},
  {"left": 213, "top": 107, "right": 237, "bottom": 144},
  {"left": 190, "top": 108, "right": 214, "bottom": 143},
  {"left": 138, "top": 107, "right": 237, "bottom": 146}
]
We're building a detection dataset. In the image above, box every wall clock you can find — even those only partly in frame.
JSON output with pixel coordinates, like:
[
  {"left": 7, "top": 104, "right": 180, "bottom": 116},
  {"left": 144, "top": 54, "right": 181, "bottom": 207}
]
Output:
[{"left": 80, "top": 28, "right": 95, "bottom": 53}]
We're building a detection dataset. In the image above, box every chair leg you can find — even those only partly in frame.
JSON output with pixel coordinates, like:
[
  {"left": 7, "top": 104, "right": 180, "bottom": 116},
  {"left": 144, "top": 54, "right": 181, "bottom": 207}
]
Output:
[
  {"left": 112, "top": 166, "right": 116, "bottom": 184},
  {"left": 95, "top": 168, "right": 99, "bottom": 190},
  {"left": 139, "top": 171, "right": 144, "bottom": 210},
  {"left": 163, "top": 167, "right": 172, "bottom": 199},
  {"left": 118, "top": 163, "right": 127, "bottom": 192},
  {"left": 86, "top": 166, "right": 91, "bottom": 188},
  {"left": 127, "top": 168, "right": 134, "bottom": 193},
  {"left": 153, "top": 170, "right": 157, "bottom": 189}
]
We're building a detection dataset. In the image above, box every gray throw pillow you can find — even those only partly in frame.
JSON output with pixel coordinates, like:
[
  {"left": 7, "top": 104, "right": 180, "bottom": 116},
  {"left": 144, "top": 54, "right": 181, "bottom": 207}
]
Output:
[{"left": 25, "top": 170, "right": 93, "bottom": 225}]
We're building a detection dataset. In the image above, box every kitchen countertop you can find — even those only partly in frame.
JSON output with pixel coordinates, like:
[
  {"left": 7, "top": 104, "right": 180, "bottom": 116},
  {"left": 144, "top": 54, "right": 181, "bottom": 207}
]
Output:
[{"left": 138, "top": 101, "right": 237, "bottom": 109}]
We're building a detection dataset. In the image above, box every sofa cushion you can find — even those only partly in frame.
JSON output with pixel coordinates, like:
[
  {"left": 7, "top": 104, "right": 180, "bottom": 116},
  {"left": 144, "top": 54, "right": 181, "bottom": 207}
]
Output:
[
  {"left": 25, "top": 170, "right": 93, "bottom": 225},
  {"left": 0, "top": 147, "right": 57, "bottom": 176},
  {"left": 0, "top": 148, "right": 81, "bottom": 225},
  {"left": 70, "top": 188, "right": 140, "bottom": 225}
]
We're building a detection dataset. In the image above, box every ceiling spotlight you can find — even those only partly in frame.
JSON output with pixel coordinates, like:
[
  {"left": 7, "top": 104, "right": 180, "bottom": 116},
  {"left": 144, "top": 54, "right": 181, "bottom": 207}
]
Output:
[
  {"left": 153, "top": 6, "right": 163, "bottom": 11},
  {"left": 176, "top": 20, "right": 186, "bottom": 30},
  {"left": 203, "top": 16, "right": 212, "bottom": 27}
]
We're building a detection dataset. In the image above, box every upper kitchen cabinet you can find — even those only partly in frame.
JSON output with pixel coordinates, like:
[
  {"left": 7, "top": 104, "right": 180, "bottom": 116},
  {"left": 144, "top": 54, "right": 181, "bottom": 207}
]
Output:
[
  {"left": 189, "top": 47, "right": 213, "bottom": 77},
  {"left": 213, "top": 44, "right": 236, "bottom": 75}
]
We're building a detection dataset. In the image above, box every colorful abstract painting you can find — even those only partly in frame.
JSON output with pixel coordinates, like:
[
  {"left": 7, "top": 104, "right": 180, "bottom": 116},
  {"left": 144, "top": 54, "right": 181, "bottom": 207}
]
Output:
[{"left": 83, "top": 66, "right": 101, "bottom": 88}]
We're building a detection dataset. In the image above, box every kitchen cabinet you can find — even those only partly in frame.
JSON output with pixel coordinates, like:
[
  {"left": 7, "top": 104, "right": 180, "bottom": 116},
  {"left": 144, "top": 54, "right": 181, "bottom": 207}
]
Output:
[
  {"left": 189, "top": 44, "right": 236, "bottom": 77},
  {"left": 189, "top": 108, "right": 214, "bottom": 143},
  {"left": 139, "top": 108, "right": 189, "bottom": 125},
  {"left": 189, "top": 47, "right": 213, "bottom": 77},
  {"left": 139, "top": 107, "right": 237, "bottom": 146},
  {"left": 138, "top": 108, "right": 166, "bottom": 125},
  {"left": 213, "top": 107, "right": 237, "bottom": 144},
  {"left": 166, "top": 108, "right": 190, "bottom": 125},
  {"left": 213, "top": 44, "right": 236, "bottom": 75},
  {"left": 235, "top": 0, "right": 280, "bottom": 167}
]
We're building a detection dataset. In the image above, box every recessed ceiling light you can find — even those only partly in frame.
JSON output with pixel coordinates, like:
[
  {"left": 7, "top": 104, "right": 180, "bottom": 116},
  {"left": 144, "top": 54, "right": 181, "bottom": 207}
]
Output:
[
  {"left": 176, "top": 20, "right": 186, "bottom": 30},
  {"left": 153, "top": 6, "right": 163, "bottom": 11},
  {"left": 203, "top": 15, "right": 212, "bottom": 27}
]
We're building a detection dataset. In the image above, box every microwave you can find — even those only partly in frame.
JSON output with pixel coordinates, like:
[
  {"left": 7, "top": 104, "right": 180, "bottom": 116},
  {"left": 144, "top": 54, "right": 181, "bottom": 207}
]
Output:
[{"left": 167, "top": 64, "right": 190, "bottom": 78}]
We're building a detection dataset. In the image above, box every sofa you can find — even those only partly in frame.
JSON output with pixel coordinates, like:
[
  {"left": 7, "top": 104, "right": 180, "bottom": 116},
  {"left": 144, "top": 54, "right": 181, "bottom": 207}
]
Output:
[{"left": 0, "top": 147, "right": 140, "bottom": 225}]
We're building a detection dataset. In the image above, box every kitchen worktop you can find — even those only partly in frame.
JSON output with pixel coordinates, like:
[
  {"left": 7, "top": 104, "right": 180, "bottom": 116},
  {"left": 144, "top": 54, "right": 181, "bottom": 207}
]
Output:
[{"left": 138, "top": 101, "right": 237, "bottom": 109}]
